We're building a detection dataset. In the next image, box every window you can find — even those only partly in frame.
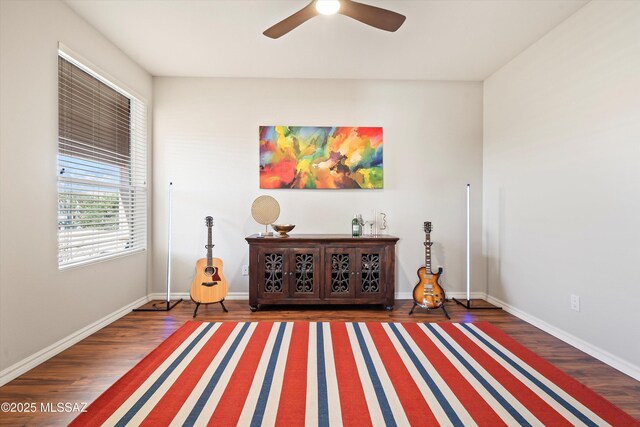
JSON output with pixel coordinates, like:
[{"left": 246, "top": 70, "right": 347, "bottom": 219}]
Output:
[{"left": 57, "top": 52, "right": 147, "bottom": 269}]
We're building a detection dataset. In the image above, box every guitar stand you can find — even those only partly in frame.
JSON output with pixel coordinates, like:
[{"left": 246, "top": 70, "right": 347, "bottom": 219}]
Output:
[
  {"left": 409, "top": 302, "right": 450, "bottom": 319},
  {"left": 193, "top": 299, "right": 228, "bottom": 318}
]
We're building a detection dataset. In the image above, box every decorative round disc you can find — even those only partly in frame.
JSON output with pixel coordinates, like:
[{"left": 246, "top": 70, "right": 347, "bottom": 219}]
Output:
[{"left": 251, "top": 195, "right": 280, "bottom": 225}]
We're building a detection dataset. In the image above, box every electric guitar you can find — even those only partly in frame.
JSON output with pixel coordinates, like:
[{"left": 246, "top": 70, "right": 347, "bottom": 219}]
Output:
[
  {"left": 412, "top": 221, "right": 445, "bottom": 309},
  {"left": 190, "top": 216, "right": 228, "bottom": 307}
]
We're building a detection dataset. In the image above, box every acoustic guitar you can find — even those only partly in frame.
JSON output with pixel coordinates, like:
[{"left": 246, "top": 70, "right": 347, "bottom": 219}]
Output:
[
  {"left": 412, "top": 221, "right": 445, "bottom": 310},
  {"left": 190, "top": 216, "right": 228, "bottom": 316}
]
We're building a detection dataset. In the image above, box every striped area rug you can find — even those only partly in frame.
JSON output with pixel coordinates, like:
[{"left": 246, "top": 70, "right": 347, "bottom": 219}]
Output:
[{"left": 71, "top": 321, "right": 637, "bottom": 426}]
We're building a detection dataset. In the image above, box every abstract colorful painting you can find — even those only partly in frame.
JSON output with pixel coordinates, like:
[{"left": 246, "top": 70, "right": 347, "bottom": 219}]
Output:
[{"left": 259, "top": 126, "right": 383, "bottom": 189}]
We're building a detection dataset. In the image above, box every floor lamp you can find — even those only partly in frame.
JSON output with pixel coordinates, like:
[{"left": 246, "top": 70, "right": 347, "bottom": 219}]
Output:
[
  {"left": 453, "top": 184, "right": 501, "bottom": 310},
  {"left": 134, "top": 182, "right": 183, "bottom": 312}
]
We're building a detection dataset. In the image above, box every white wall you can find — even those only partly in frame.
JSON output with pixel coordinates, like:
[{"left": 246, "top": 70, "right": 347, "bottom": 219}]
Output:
[
  {"left": 0, "top": 0, "right": 152, "bottom": 378},
  {"left": 153, "top": 78, "right": 483, "bottom": 300},
  {"left": 484, "top": 1, "right": 640, "bottom": 377}
]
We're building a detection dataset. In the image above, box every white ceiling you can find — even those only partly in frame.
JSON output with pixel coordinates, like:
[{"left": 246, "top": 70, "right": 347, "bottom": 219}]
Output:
[{"left": 64, "top": 0, "right": 588, "bottom": 81}]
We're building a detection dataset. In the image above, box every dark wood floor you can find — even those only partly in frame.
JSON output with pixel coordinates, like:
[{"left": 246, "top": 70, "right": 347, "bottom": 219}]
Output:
[{"left": 1, "top": 299, "right": 638, "bottom": 426}]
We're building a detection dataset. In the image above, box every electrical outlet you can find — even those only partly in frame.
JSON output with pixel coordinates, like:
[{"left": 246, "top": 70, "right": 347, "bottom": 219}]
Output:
[
  {"left": 570, "top": 294, "right": 580, "bottom": 312},
  {"left": 242, "top": 265, "right": 249, "bottom": 276}
]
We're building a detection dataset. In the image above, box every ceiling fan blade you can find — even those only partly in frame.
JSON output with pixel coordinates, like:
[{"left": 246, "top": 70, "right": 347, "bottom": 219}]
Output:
[
  {"left": 263, "top": 1, "right": 318, "bottom": 39},
  {"left": 339, "top": 0, "right": 406, "bottom": 32}
]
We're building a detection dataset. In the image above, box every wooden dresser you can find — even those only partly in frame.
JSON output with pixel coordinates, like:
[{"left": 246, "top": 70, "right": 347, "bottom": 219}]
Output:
[{"left": 245, "top": 234, "right": 399, "bottom": 311}]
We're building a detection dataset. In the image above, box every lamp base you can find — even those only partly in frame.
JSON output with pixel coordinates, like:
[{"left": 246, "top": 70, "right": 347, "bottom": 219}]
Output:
[
  {"left": 452, "top": 298, "right": 502, "bottom": 310},
  {"left": 133, "top": 299, "right": 183, "bottom": 312}
]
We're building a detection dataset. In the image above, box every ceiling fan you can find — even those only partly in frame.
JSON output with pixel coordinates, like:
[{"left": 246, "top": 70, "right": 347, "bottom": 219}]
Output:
[{"left": 263, "top": 0, "right": 406, "bottom": 39}]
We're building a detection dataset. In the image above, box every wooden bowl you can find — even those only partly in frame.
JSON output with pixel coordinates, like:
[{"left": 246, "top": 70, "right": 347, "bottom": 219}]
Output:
[{"left": 271, "top": 223, "right": 295, "bottom": 237}]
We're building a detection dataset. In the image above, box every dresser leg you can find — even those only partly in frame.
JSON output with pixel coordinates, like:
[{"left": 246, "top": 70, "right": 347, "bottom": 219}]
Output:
[{"left": 249, "top": 305, "right": 258, "bottom": 312}]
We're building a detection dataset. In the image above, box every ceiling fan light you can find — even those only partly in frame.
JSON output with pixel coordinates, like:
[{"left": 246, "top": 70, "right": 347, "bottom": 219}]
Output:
[{"left": 315, "top": 0, "right": 341, "bottom": 15}]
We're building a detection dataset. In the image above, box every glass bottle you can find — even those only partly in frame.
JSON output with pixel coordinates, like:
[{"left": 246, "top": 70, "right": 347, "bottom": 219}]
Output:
[{"left": 352, "top": 215, "right": 361, "bottom": 237}]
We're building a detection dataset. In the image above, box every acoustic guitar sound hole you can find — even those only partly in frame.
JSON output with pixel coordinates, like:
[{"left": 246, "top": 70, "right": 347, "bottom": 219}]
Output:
[{"left": 205, "top": 266, "right": 215, "bottom": 276}]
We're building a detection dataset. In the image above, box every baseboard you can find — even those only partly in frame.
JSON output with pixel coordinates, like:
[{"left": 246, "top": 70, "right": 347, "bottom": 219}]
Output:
[
  {"left": 444, "top": 291, "right": 488, "bottom": 301},
  {"left": 147, "top": 292, "right": 248, "bottom": 301},
  {"left": 395, "top": 291, "right": 487, "bottom": 301},
  {"left": 0, "top": 295, "right": 150, "bottom": 387},
  {"left": 153, "top": 291, "right": 488, "bottom": 303},
  {"left": 486, "top": 295, "right": 640, "bottom": 381}
]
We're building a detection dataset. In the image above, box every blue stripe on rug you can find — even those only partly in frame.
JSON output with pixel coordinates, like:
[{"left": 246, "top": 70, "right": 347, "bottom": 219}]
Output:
[
  {"left": 460, "top": 323, "right": 599, "bottom": 427},
  {"left": 317, "top": 322, "right": 330, "bottom": 427},
  {"left": 352, "top": 323, "right": 396, "bottom": 427},
  {"left": 115, "top": 323, "right": 215, "bottom": 427},
  {"left": 425, "top": 324, "right": 532, "bottom": 427},
  {"left": 184, "top": 322, "right": 251, "bottom": 425},
  {"left": 250, "top": 322, "right": 287, "bottom": 427},
  {"left": 387, "top": 323, "right": 464, "bottom": 427}
]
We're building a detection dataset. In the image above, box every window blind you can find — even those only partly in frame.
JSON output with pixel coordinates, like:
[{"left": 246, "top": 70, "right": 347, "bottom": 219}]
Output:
[{"left": 58, "top": 54, "right": 147, "bottom": 269}]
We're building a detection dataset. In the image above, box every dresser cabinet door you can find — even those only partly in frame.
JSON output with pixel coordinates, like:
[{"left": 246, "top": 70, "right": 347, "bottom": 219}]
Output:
[
  {"left": 324, "top": 248, "right": 356, "bottom": 299},
  {"left": 355, "top": 247, "right": 386, "bottom": 299},
  {"left": 257, "top": 248, "right": 288, "bottom": 299},
  {"left": 289, "top": 248, "right": 321, "bottom": 299}
]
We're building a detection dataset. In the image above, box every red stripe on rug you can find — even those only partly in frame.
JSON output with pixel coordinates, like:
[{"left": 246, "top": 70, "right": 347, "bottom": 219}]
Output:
[
  {"left": 69, "top": 320, "right": 202, "bottom": 426},
  {"left": 474, "top": 322, "right": 640, "bottom": 426},
  {"left": 330, "top": 322, "right": 373, "bottom": 427},
  {"left": 275, "top": 322, "right": 309, "bottom": 427},
  {"left": 140, "top": 322, "right": 237, "bottom": 426},
  {"left": 365, "top": 322, "right": 438, "bottom": 426},
  {"left": 439, "top": 323, "right": 572, "bottom": 426},
  {"left": 207, "top": 322, "right": 274, "bottom": 426},
  {"left": 402, "top": 322, "right": 507, "bottom": 426}
]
